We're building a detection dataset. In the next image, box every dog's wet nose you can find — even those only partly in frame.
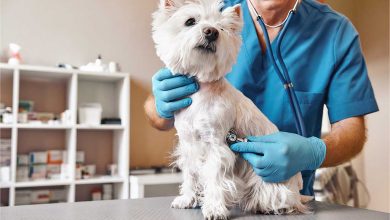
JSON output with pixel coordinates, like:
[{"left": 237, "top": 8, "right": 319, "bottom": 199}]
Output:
[{"left": 203, "top": 27, "right": 219, "bottom": 42}]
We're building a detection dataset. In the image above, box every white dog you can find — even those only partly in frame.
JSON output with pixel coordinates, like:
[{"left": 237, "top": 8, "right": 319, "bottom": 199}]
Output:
[{"left": 152, "top": 0, "right": 309, "bottom": 219}]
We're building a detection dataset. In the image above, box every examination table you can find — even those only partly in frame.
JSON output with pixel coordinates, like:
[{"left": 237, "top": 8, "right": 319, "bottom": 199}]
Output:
[{"left": 1, "top": 196, "right": 389, "bottom": 220}]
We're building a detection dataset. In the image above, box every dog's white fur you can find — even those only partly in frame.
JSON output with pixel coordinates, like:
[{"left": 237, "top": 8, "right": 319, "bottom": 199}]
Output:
[{"left": 152, "top": 0, "right": 309, "bottom": 219}]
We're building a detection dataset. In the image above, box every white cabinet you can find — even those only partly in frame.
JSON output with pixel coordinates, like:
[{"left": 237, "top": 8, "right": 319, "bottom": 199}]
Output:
[{"left": 0, "top": 63, "right": 130, "bottom": 206}]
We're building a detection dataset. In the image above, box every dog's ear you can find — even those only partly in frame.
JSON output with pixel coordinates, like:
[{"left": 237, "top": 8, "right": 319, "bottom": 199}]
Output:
[
  {"left": 160, "top": 0, "right": 183, "bottom": 9},
  {"left": 221, "top": 4, "right": 243, "bottom": 33},
  {"left": 223, "top": 4, "right": 242, "bottom": 20},
  {"left": 232, "top": 4, "right": 241, "bottom": 17}
]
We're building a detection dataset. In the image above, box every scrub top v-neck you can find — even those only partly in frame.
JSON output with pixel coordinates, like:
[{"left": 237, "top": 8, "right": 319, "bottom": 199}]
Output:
[{"left": 223, "top": 0, "right": 378, "bottom": 196}]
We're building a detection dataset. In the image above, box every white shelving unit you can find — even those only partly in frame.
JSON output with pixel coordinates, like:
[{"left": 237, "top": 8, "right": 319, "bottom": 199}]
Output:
[
  {"left": 0, "top": 63, "right": 130, "bottom": 206},
  {"left": 129, "top": 173, "right": 182, "bottom": 199}
]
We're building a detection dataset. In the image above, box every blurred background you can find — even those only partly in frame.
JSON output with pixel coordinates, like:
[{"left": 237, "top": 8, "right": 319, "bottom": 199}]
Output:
[{"left": 0, "top": 0, "right": 388, "bottom": 213}]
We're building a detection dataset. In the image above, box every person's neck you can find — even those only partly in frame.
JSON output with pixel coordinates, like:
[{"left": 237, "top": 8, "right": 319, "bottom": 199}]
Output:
[{"left": 251, "top": 0, "right": 297, "bottom": 27}]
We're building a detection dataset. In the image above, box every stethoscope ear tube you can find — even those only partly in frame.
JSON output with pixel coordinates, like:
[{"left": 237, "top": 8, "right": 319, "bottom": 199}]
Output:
[{"left": 257, "top": 10, "right": 308, "bottom": 137}]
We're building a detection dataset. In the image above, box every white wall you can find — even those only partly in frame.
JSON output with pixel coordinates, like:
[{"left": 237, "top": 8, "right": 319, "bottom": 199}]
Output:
[
  {"left": 327, "top": 0, "right": 390, "bottom": 213},
  {"left": 1, "top": 0, "right": 159, "bottom": 85}
]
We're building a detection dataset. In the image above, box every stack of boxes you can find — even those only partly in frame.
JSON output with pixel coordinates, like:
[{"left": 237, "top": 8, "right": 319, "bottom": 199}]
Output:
[
  {"left": 16, "top": 150, "right": 69, "bottom": 181},
  {"left": 0, "top": 138, "right": 11, "bottom": 182},
  {"left": 15, "top": 189, "right": 67, "bottom": 205},
  {"left": 91, "top": 184, "right": 113, "bottom": 201}
]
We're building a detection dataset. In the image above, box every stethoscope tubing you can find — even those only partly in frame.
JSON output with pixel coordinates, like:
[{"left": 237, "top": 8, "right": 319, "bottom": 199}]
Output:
[{"left": 257, "top": 10, "right": 308, "bottom": 137}]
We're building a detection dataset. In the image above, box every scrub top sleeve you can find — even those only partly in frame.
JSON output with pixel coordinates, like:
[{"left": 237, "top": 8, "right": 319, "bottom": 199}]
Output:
[{"left": 326, "top": 17, "right": 379, "bottom": 124}]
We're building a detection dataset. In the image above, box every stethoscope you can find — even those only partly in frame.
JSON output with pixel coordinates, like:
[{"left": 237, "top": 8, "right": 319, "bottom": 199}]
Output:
[{"left": 226, "top": 0, "right": 307, "bottom": 145}]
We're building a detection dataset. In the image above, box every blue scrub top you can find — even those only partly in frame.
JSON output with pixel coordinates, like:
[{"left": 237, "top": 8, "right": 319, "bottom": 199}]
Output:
[{"left": 223, "top": 0, "right": 379, "bottom": 195}]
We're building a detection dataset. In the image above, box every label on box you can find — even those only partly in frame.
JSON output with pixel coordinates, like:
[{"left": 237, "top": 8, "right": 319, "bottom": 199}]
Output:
[
  {"left": 31, "top": 190, "right": 50, "bottom": 204},
  {"left": 47, "top": 150, "right": 63, "bottom": 164}
]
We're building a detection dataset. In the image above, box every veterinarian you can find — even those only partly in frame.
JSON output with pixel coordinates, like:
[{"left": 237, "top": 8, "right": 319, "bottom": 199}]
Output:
[{"left": 144, "top": 0, "right": 378, "bottom": 196}]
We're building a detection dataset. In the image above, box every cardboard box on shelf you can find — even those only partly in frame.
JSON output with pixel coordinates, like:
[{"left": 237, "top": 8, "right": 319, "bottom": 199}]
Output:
[
  {"left": 16, "top": 166, "right": 29, "bottom": 182},
  {"left": 17, "top": 154, "right": 29, "bottom": 166},
  {"left": 0, "top": 139, "right": 11, "bottom": 167},
  {"left": 29, "top": 164, "right": 47, "bottom": 180},
  {"left": 31, "top": 190, "right": 50, "bottom": 204},
  {"left": 91, "top": 189, "right": 102, "bottom": 201},
  {"left": 15, "top": 188, "right": 67, "bottom": 205},
  {"left": 102, "top": 194, "right": 112, "bottom": 200},
  {"left": 103, "top": 184, "right": 113, "bottom": 200},
  {"left": 47, "top": 150, "right": 63, "bottom": 164},
  {"left": 75, "top": 165, "right": 82, "bottom": 180},
  {"left": 29, "top": 151, "right": 47, "bottom": 164},
  {"left": 46, "top": 164, "right": 61, "bottom": 179},
  {"left": 76, "top": 151, "right": 85, "bottom": 164},
  {"left": 103, "top": 184, "right": 112, "bottom": 193},
  {"left": 15, "top": 190, "right": 32, "bottom": 205},
  {"left": 46, "top": 163, "right": 68, "bottom": 180},
  {"left": 50, "top": 189, "right": 66, "bottom": 202},
  {"left": 0, "top": 166, "right": 10, "bottom": 182}
]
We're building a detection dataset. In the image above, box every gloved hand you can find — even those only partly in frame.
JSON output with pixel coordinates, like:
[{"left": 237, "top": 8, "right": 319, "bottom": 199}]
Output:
[
  {"left": 230, "top": 132, "right": 326, "bottom": 183},
  {"left": 152, "top": 68, "right": 199, "bottom": 119}
]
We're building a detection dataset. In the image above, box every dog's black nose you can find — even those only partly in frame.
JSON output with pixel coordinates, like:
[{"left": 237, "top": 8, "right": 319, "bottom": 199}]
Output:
[{"left": 203, "top": 27, "right": 219, "bottom": 42}]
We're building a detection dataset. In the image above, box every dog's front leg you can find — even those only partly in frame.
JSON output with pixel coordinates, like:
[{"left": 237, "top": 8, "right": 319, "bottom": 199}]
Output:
[
  {"left": 201, "top": 142, "right": 236, "bottom": 220},
  {"left": 171, "top": 141, "right": 198, "bottom": 209},
  {"left": 171, "top": 167, "right": 198, "bottom": 209}
]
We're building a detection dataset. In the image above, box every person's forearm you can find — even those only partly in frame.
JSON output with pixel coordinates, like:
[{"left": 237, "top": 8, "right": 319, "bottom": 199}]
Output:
[
  {"left": 321, "top": 116, "right": 366, "bottom": 167},
  {"left": 144, "top": 95, "right": 175, "bottom": 130}
]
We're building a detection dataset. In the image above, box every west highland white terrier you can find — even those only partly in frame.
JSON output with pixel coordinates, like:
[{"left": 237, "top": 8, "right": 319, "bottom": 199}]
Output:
[{"left": 152, "top": 0, "right": 309, "bottom": 219}]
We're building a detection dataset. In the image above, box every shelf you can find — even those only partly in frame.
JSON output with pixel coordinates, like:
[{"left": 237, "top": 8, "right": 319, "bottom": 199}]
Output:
[
  {"left": 1, "top": 63, "right": 74, "bottom": 75},
  {"left": 15, "top": 179, "right": 71, "bottom": 188},
  {"left": 75, "top": 176, "right": 124, "bottom": 185},
  {"left": 0, "top": 124, "right": 13, "bottom": 129},
  {"left": 76, "top": 124, "right": 124, "bottom": 130},
  {"left": 0, "top": 63, "right": 128, "bottom": 79},
  {"left": 17, "top": 124, "right": 73, "bottom": 130},
  {"left": 0, "top": 182, "right": 13, "bottom": 188},
  {"left": 129, "top": 173, "right": 183, "bottom": 185},
  {"left": 78, "top": 72, "right": 128, "bottom": 82},
  {"left": 0, "top": 63, "right": 17, "bottom": 70}
]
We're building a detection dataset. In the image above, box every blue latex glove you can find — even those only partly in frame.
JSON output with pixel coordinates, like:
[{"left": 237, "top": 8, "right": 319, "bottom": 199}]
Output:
[
  {"left": 230, "top": 132, "right": 326, "bottom": 183},
  {"left": 152, "top": 68, "right": 199, "bottom": 119}
]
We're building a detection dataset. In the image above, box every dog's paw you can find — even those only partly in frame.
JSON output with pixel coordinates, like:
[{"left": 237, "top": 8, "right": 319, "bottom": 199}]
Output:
[
  {"left": 202, "top": 205, "right": 229, "bottom": 220},
  {"left": 171, "top": 195, "right": 197, "bottom": 209},
  {"left": 204, "top": 214, "right": 229, "bottom": 220}
]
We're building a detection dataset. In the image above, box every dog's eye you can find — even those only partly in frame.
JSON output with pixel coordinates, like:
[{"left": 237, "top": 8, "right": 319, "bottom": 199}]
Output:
[{"left": 185, "top": 18, "right": 196, "bottom": 26}]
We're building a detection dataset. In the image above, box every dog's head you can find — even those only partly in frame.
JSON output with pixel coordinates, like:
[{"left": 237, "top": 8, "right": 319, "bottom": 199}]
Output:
[{"left": 152, "top": 0, "right": 243, "bottom": 83}]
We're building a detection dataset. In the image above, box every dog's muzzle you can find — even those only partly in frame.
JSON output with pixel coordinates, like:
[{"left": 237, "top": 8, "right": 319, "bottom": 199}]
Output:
[
  {"left": 196, "top": 42, "right": 217, "bottom": 53},
  {"left": 195, "top": 27, "right": 219, "bottom": 53}
]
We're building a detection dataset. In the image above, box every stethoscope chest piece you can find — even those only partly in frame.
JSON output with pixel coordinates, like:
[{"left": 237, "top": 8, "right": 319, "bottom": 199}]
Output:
[{"left": 226, "top": 129, "right": 248, "bottom": 147}]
